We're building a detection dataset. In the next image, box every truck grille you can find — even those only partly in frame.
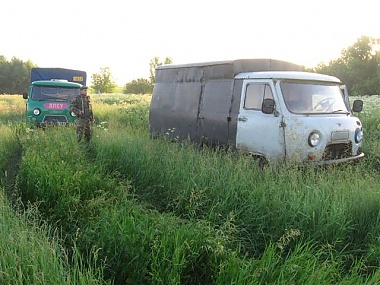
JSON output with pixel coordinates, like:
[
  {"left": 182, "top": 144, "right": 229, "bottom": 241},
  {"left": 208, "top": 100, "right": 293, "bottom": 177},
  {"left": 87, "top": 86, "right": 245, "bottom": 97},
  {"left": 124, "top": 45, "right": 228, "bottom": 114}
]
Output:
[
  {"left": 322, "top": 142, "right": 352, "bottom": 160},
  {"left": 42, "top": 115, "right": 68, "bottom": 126}
]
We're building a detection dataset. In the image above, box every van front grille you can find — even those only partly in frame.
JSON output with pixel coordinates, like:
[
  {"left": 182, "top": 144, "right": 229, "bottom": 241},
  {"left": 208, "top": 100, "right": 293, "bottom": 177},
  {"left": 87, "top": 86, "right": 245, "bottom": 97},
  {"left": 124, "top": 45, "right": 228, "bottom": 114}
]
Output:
[{"left": 322, "top": 142, "right": 352, "bottom": 160}]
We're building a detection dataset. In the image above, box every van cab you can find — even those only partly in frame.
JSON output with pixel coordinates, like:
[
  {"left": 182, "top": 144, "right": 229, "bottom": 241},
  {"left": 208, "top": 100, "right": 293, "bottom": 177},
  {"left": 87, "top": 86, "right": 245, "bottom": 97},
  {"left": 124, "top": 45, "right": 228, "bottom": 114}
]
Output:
[
  {"left": 149, "top": 59, "right": 364, "bottom": 165},
  {"left": 235, "top": 71, "right": 363, "bottom": 165}
]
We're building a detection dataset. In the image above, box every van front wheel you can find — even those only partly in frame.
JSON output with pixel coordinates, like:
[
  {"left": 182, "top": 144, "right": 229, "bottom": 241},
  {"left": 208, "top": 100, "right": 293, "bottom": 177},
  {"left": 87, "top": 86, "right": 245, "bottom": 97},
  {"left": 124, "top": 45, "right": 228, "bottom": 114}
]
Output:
[
  {"left": 257, "top": 156, "right": 268, "bottom": 169},
  {"left": 247, "top": 154, "right": 268, "bottom": 169}
]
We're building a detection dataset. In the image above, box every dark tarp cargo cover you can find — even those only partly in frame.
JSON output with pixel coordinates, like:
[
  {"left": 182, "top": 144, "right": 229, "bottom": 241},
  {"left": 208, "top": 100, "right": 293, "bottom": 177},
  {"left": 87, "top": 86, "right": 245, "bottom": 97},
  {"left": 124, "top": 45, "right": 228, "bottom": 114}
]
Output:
[
  {"left": 155, "top": 59, "right": 303, "bottom": 83},
  {"left": 150, "top": 59, "right": 303, "bottom": 146},
  {"left": 30, "top": 68, "right": 87, "bottom": 85}
]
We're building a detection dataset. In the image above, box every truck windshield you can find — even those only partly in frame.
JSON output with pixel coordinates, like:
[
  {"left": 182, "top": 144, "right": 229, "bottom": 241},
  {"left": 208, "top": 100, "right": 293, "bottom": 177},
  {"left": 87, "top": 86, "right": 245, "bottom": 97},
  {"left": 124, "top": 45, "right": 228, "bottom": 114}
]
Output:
[
  {"left": 280, "top": 81, "right": 349, "bottom": 114},
  {"left": 31, "top": 86, "right": 80, "bottom": 101}
]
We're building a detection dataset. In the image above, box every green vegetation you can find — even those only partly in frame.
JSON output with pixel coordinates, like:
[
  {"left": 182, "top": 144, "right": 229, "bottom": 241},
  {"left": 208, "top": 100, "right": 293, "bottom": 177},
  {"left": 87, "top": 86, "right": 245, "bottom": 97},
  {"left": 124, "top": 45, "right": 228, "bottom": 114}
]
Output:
[
  {"left": 0, "top": 123, "right": 107, "bottom": 284},
  {"left": 2, "top": 36, "right": 378, "bottom": 95},
  {"left": 312, "top": 36, "right": 380, "bottom": 96},
  {"left": 91, "top": 67, "right": 118, "bottom": 94},
  {"left": 1, "top": 93, "right": 380, "bottom": 284},
  {"left": 123, "top": 56, "right": 173, "bottom": 94},
  {"left": 0, "top": 56, "right": 36, "bottom": 94}
]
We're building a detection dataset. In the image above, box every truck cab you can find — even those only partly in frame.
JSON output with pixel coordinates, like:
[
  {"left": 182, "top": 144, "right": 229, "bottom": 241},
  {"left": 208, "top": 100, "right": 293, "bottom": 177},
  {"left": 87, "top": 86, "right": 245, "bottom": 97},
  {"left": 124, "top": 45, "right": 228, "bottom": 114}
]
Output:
[
  {"left": 150, "top": 59, "right": 364, "bottom": 166},
  {"left": 235, "top": 71, "right": 364, "bottom": 165},
  {"left": 23, "top": 68, "right": 86, "bottom": 127}
]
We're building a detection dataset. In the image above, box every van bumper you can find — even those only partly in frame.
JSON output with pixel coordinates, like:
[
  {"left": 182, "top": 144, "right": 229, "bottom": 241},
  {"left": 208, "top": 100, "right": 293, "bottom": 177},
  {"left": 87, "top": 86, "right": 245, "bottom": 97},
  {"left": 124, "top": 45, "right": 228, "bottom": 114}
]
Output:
[{"left": 304, "top": 152, "right": 365, "bottom": 166}]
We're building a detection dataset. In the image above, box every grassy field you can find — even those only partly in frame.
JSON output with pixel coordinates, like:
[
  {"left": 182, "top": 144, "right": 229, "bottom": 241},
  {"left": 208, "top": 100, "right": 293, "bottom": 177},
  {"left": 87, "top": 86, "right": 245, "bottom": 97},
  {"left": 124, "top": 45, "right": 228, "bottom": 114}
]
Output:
[{"left": 1, "top": 93, "right": 380, "bottom": 284}]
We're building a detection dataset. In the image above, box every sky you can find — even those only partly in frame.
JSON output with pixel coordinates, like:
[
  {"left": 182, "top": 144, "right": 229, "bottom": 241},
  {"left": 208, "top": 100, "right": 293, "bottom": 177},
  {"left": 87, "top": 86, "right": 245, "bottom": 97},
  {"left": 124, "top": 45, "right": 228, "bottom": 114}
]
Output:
[{"left": 1, "top": 0, "right": 379, "bottom": 86}]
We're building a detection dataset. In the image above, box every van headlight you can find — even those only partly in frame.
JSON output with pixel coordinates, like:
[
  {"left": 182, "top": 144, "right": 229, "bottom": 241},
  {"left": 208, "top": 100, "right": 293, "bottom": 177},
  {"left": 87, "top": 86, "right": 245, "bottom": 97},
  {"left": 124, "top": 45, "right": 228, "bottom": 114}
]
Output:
[
  {"left": 355, "top": 129, "right": 363, "bottom": 143},
  {"left": 308, "top": 132, "right": 320, "bottom": 147},
  {"left": 33, "top": 108, "right": 41, "bottom": 116}
]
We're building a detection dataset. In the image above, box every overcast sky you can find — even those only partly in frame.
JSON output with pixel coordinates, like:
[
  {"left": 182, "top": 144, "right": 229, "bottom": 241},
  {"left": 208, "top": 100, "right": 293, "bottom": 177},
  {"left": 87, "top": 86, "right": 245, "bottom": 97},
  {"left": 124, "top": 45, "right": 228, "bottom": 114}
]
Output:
[{"left": 1, "top": 0, "right": 379, "bottom": 85}]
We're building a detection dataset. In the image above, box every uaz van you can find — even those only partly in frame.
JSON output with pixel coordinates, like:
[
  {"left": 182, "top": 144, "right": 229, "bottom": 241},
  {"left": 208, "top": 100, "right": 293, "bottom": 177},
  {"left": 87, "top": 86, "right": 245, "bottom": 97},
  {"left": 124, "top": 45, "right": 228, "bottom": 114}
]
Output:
[{"left": 149, "top": 59, "right": 364, "bottom": 166}]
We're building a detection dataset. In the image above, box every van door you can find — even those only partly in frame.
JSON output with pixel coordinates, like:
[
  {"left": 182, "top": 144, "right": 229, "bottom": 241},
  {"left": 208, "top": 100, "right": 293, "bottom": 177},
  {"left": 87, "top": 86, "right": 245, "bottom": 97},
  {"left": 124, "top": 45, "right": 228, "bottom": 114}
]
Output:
[{"left": 236, "top": 80, "right": 285, "bottom": 163}]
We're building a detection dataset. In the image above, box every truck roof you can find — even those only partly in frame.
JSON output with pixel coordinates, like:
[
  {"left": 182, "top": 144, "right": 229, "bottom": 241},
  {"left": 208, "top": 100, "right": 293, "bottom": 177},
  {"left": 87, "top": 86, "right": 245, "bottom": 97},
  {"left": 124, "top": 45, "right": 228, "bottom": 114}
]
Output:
[
  {"left": 235, "top": 71, "right": 342, "bottom": 83},
  {"left": 155, "top": 59, "right": 304, "bottom": 82},
  {"left": 31, "top": 80, "right": 82, "bottom": 88},
  {"left": 30, "top": 68, "right": 87, "bottom": 85},
  {"left": 157, "top": 59, "right": 303, "bottom": 70}
]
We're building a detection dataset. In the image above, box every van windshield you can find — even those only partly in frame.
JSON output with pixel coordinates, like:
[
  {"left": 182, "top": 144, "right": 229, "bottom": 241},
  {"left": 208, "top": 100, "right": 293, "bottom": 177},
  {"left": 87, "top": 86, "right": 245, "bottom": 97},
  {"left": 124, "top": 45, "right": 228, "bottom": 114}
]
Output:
[
  {"left": 31, "top": 86, "right": 80, "bottom": 101},
  {"left": 280, "top": 81, "right": 349, "bottom": 114}
]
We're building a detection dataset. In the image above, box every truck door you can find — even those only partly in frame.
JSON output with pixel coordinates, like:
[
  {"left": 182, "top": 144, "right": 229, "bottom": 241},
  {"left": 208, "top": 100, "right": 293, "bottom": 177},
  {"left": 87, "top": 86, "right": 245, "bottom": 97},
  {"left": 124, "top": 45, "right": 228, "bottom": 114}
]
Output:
[{"left": 236, "top": 80, "right": 285, "bottom": 163}]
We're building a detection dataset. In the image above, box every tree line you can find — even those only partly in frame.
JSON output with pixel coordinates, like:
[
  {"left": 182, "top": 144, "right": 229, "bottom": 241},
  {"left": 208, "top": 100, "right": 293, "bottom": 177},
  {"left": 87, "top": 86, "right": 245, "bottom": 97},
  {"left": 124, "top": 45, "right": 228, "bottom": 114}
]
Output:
[
  {"left": 0, "top": 55, "right": 172, "bottom": 95},
  {"left": 0, "top": 36, "right": 379, "bottom": 95},
  {"left": 310, "top": 35, "right": 380, "bottom": 96},
  {"left": 0, "top": 56, "right": 36, "bottom": 94},
  {"left": 121, "top": 56, "right": 173, "bottom": 94}
]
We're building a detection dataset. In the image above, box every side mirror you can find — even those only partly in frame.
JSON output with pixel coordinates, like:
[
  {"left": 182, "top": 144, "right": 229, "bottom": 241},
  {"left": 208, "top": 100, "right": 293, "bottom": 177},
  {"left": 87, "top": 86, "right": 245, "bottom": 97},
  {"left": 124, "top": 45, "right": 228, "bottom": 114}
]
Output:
[
  {"left": 262, "top": 98, "right": 275, "bottom": 114},
  {"left": 22, "top": 92, "right": 28, "bottom": 99},
  {"left": 352, "top": 99, "right": 363, "bottom": 113}
]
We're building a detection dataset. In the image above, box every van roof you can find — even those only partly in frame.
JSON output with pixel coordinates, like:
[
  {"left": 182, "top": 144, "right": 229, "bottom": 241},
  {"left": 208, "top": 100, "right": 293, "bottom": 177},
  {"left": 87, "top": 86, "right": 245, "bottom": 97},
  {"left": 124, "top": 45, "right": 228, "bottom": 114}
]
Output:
[
  {"left": 235, "top": 71, "right": 342, "bottom": 83},
  {"left": 155, "top": 59, "right": 304, "bottom": 83},
  {"left": 157, "top": 59, "right": 303, "bottom": 72},
  {"left": 31, "top": 80, "right": 82, "bottom": 88}
]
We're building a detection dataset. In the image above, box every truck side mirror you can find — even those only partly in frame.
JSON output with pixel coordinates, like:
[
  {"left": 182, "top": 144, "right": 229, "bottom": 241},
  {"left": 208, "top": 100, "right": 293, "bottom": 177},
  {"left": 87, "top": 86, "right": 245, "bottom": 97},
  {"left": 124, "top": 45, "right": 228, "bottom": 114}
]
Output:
[
  {"left": 262, "top": 98, "right": 275, "bottom": 114},
  {"left": 352, "top": 99, "right": 363, "bottom": 113},
  {"left": 22, "top": 92, "right": 28, "bottom": 99}
]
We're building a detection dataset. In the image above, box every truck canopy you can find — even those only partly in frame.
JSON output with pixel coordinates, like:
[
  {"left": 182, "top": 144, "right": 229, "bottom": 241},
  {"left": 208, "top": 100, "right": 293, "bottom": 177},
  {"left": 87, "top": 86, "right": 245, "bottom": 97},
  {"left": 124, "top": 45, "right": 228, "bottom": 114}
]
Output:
[
  {"left": 150, "top": 59, "right": 304, "bottom": 145},
  {"left": 155, "top": 59, "right": 304, "bottom": 83},
  {"left": 30, "top": 68, "right": 87, "bottom": 85}
]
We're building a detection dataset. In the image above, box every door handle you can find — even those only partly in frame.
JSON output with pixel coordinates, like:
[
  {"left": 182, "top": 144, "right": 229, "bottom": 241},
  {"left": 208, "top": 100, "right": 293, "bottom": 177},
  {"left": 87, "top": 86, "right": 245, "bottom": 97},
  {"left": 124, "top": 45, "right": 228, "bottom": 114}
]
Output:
[{"left": 238, "top": 116, "right": 248, "bottom": 122}]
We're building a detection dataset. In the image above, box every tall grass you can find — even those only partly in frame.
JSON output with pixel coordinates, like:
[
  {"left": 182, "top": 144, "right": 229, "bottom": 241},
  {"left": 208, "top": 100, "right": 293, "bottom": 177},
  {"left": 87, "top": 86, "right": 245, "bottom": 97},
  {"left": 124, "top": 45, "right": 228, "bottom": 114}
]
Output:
[
  {"left": 91, "top": 93, "right": 150, "bottom": 133},
  {"left": 16, "top": 126, "right": 379, "bottom": 284},
  {"left": 0, "top": 192, "right": 107, "bottom": 285},
  {"left": 0, "top": 94, "right": 25, "bottom": 124},
  {"left": 2, "top": 93, "right": 380, "bottom": 284},
  {"left": 93, "top": 125, "right": 380, "bottom": 258},
  {"left": 0, "top": 124, "right": 107, "bottom": 284}
]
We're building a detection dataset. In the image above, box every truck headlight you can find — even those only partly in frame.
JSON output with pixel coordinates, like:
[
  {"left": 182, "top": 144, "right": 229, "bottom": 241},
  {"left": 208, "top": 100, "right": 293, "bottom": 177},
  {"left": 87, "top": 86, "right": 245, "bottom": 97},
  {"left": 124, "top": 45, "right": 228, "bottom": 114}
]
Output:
[
  {"left": 308, "top": 132, "right": 320, "bottom": 147},
  {"left": 33, "top": 108, "right": 41, "bottom": 116},
  {"left": 70, "top": 111, "right": 76, "bottom": 117},
  {"left": 355, "top": 129, "right": 363, "bottom": 143}
]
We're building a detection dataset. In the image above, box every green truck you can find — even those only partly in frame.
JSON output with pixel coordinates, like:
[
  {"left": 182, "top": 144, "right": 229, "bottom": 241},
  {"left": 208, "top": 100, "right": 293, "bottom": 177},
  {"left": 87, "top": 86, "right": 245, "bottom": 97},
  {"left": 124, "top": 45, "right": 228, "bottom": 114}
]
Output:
[{"left": 23, "top": 68, "right": 87, "bottom": 127}]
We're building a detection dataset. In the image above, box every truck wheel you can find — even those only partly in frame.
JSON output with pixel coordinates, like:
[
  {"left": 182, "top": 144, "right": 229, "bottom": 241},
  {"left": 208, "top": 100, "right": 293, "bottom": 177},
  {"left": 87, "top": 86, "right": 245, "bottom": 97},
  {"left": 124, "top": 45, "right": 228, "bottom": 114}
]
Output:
[
  {"left": 247, "top": 154, "right": 268, "bottom": 169},
  {"left": 257, "top": 156, "right": 268, "bottom": 169}
]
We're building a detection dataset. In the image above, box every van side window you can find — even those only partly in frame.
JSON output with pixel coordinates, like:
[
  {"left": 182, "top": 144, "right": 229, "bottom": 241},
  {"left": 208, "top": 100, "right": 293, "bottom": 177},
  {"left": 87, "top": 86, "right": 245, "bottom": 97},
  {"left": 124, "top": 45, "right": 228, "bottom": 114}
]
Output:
[{"left": 245, "top": 83, "right": 273, "bottom": 110}]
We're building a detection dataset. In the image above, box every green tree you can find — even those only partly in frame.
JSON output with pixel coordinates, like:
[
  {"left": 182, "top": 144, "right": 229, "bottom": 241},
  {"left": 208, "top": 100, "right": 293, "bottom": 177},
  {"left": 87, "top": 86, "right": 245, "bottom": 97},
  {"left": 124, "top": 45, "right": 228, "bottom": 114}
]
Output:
[
  {"left": 313, "top": 36, "right": 380, "bottom": 95},
  {"left": 123, "top": 57, "right": 173, "bottom": 95},
  {"left": 0, "top": 56, "right": 9, "bottom": 93},
  {"left": 91, "top": 67, "right": 117, "bottom": 93},
  {"left": 0, "top": 55, "right": 35, "bottom": 94},
  {"left": 123, "top": 78, "right": 153, "bottom": 94}
]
